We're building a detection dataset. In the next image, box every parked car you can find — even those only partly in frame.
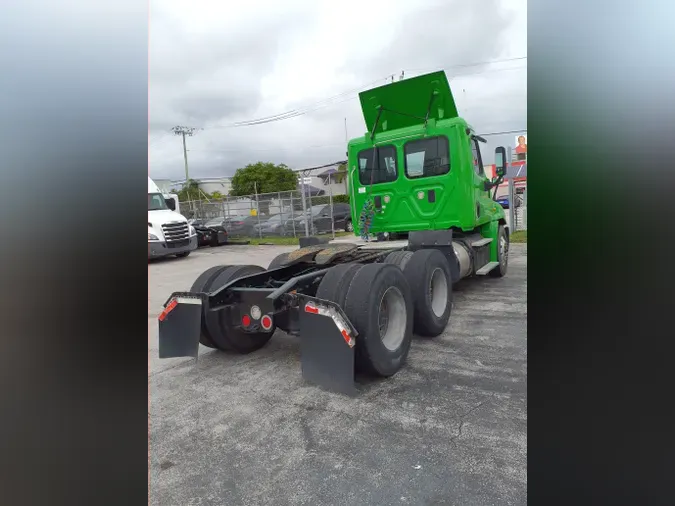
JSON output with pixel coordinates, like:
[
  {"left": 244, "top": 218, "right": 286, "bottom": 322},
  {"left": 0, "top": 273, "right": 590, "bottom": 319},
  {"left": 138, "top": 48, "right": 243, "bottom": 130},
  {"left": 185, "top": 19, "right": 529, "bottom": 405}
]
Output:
[
  {"left": 188, "top": 218, "right": 207, "bottom": 227},
  {"left": 192, "top": 217, "right": 228, "bottom": 246},
  {"left": 222, "top": 215, "right": 266, "bottom": 237},
  {"left": 252, "top": 213, "right": 294, "bottom": 236},
  {"left": 287, "top": 203, "right": 353, "bottom": 234},
  {"left": 496, "top": 194, "right": 523, "bottom": 210},
  {"left": 204, "top": 216, "right": 229, "bottom": 233}
]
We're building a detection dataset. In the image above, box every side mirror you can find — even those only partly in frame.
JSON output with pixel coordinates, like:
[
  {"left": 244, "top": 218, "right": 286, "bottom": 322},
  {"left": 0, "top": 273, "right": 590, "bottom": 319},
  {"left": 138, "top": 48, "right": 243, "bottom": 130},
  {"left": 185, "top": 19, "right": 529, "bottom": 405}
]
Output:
[
  {"left": 494, "top": 147, "right": 507, "bottom": 178},
  {"left": 165, "top": 197, "right": 176, "bottom": 211}
]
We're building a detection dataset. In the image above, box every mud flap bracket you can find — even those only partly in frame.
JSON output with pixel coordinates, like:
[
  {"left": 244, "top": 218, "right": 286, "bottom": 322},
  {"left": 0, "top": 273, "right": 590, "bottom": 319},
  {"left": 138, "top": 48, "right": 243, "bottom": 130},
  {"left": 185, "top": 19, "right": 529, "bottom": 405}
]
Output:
[{"left": 297, "top": 295, "right": 358, "bottom": 396}]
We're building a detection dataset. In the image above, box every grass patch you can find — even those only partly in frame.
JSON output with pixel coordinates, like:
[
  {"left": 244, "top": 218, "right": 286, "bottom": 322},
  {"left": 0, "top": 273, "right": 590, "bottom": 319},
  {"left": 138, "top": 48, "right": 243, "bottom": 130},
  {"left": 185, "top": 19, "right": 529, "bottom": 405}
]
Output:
[
  {"left": 510, "top": 230, "right": 527, "bottom": 243},
  {"left": 244, "top": 232, "right": 353, "bottom": 246}
]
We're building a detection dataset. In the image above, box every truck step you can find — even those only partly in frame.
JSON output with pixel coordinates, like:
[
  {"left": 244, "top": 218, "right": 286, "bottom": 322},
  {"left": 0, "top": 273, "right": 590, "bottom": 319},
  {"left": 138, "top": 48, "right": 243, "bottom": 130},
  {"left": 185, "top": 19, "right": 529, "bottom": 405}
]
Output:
[
  {"left": 471, "top": 238, "right": 493, "bottom": 247},
  {"left": 475, "top": 261, "right": 500, "bottom": 275}
]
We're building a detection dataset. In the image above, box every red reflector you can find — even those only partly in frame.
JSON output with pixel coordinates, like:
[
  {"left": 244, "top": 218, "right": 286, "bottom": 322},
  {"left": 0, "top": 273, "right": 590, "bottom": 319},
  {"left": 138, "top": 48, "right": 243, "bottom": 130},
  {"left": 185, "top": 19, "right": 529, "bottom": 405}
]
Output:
[
  {"left": 341, "top": 329, "right": 351, "bottom": 344},
  {"left": 261, "top": 315, "right": 273, "bottom": 330},
  {"left": 305, "top": 304, "right": 319, "bottom": 314},
  {"left": 158, "top": 299, "right": 178, "bottom": 322},
  {"left": 241, "top": 314, "right": 251, "bottom": 327}
]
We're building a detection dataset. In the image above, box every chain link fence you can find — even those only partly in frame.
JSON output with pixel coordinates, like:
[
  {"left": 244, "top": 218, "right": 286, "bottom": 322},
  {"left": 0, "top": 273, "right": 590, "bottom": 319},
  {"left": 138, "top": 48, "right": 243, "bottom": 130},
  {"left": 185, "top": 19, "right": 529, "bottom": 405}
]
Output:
[
  {"left": 177, "top": 179, "right": 527, "bottom": 240},
  {"left": 178, "top": 189, "right": 351, "bottom": 240},
  {"left": 507, "top": 178, "right": 527, "bottom": 232}
]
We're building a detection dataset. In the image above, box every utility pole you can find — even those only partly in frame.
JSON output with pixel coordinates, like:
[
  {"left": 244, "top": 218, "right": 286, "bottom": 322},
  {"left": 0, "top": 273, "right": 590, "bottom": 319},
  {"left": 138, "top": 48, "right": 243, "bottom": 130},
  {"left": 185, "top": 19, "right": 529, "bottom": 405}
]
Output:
[
  {"left": 300, "top": 172, "right": 310, "bottom": 237},
  {"left": 172, "top": 125, "right": 198, "bottom": 214},
  {"left": 254, "top": 181, "right": 262, "bottom": 239}
]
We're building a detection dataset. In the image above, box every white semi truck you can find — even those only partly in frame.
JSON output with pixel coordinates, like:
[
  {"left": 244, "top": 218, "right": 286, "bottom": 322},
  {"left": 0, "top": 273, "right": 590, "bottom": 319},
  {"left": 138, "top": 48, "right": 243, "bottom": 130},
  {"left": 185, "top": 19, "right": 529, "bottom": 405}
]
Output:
[{"left": 148, "top": 177, "right": 198, "bottom": 259}]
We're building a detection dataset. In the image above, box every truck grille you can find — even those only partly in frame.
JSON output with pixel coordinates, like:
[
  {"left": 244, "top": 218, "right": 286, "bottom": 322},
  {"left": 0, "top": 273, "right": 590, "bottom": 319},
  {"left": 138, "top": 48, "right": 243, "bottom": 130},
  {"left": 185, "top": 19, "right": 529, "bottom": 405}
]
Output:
[{"left": 162, "top": 222, "right": 189, "bottom": 242}]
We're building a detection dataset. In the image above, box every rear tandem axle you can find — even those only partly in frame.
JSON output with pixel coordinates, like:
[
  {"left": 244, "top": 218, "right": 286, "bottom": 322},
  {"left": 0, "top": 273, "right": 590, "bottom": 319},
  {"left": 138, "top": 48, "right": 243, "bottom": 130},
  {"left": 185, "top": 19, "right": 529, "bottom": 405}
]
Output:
[{"left": 158, "top": 229, "right": 508, "bottom": 395}]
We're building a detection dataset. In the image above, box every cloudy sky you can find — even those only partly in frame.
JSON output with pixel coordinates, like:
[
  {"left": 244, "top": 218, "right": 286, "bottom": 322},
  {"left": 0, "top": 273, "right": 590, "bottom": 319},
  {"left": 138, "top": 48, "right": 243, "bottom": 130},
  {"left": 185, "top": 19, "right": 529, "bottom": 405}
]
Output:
[{"left": 149, "top": 0, "right": 527, "bottom": 181}]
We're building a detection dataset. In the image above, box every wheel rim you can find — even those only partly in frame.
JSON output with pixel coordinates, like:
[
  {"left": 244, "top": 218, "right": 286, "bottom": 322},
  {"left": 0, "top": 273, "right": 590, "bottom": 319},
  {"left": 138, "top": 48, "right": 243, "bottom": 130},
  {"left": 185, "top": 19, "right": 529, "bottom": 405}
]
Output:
[
  {"left": 500, "top": 234, "right": 509, "bottom": 268},
  {"left": 378, "top": 286, "right": 407, "bottom": 351},
  {"left": 429, "top": 268, "right": 448, "bottom": 318},
  {"left": 347, "top": 221, "right": 353, "bottom": 232}
]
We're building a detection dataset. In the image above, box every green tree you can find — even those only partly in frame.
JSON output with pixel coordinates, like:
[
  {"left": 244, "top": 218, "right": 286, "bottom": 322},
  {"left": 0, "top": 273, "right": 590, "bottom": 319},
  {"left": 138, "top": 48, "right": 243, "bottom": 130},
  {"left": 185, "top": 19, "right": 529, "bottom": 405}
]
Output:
[
  {"left": 176, "top": 179, "right": 211, "bottom": 202},
  {"left": 230, "top": 162, "right": 297, "bottom": 196},
  {"left": 334, "top": 163, "right": 347, "bottom": 184}
]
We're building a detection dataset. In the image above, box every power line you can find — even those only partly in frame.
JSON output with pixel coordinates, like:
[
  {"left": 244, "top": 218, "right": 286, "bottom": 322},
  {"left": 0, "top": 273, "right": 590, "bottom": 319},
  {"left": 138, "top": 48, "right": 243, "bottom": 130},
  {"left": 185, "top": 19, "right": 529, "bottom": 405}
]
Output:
[
  {"left": 188, "top": 142, "right": 344, "bottom": 154},
  {"left": 292, "top": 161, "right": 347, "bottom": 174},
  {"left": 208, "top": 75, "right": 395, "bottom": 129},
  {"left": 405, "top": 56, "right": 527, "bottom": 74},
  {"left": 478, "top": 129, "right": 527, "bottom": 137},
  {"left": 447, "top": 65, "right": 527, "bottom": 79},
  {"left": 205, "top": 56, "right": 527, "bottom": 130}
]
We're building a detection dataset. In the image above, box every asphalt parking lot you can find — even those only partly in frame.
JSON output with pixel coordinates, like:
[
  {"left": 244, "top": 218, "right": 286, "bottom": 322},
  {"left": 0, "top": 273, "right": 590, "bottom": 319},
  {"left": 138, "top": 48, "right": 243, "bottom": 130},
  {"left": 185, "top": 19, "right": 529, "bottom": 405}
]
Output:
[{"left": 149, "top": 243, "right": 527, "bottom": 506}]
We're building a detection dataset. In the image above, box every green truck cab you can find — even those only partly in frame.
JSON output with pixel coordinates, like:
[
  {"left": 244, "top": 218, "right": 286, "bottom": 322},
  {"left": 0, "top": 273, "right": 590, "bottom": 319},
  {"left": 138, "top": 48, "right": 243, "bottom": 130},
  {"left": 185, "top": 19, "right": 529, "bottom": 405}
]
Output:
[{"left": 347, "top": 71, "right": 508, "bottom": 264}]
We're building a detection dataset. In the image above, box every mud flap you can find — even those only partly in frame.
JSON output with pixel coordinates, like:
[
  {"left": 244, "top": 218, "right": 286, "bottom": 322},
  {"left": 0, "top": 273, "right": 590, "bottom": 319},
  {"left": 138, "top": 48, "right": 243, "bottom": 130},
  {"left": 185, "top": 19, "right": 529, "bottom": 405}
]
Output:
[
  {"left": 158, "top": 294, "right": 203, "bottom": 358},
  {"left": 298, "top": 295, "right": 358, "bottom": 396}
]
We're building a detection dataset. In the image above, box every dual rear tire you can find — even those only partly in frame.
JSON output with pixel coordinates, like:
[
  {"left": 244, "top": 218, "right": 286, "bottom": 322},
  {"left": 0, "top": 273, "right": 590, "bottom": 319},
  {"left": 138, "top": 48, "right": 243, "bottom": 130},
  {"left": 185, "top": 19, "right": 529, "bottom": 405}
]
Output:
[
  {"left": 317, "top": 263, "right": 414, "bottom": 377},
  {"left": 384, "top": 249, "right": 453, "bottom": 337},
  {"left": 316, "top": 248, "right": 453, "bottom": 378},
  {"left": 189, "top": 264, "right": 274, "bottom": 353}
]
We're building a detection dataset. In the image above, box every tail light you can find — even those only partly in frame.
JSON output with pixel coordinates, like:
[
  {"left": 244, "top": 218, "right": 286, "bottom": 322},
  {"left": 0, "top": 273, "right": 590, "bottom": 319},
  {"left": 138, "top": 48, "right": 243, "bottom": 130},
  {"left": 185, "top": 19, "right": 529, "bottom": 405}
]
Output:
[{"left": 261, "top": 315, "right": 273, "bottom": 331}]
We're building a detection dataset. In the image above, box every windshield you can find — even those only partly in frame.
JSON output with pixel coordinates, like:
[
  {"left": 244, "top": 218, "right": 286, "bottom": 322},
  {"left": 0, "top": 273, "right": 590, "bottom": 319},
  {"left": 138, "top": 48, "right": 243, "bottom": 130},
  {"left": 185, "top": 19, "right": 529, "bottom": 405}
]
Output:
[
  {"left": 148, "top": 193, "right": 169, "bottom": 211},
  {"left": 206, "top": 218, "right": 223, "bottom": 226}
]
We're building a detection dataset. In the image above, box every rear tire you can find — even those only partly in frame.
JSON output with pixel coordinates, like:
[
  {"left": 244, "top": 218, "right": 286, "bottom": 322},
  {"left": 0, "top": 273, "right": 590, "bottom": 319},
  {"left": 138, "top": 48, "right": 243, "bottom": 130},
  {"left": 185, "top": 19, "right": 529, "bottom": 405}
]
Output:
[
  {"left": 205, "top": 264, "right": 275, "bottom": 353},
  {"left": 343, "top": 263, "right": 414, "bottom": 377},
  {"left": 490, "top": 225, "right": 509, "bottom": 278},
  {"left": 384, "top": 251, "right": 413, "bottom": 270},
  {"left": 345, "top": 220, "right": 354, "bottom": 233},
  {"left": 189, "top": 265, "right": 232, "bottom": 348},
  {"left": 268, "top": 252, "right": 290, "bottom": 269},
  {"left": 316, "top": 263, "right": 363, "bottom": 307},
  {"left": 401, "top": 249, "right": 453, "bottom": 337}
]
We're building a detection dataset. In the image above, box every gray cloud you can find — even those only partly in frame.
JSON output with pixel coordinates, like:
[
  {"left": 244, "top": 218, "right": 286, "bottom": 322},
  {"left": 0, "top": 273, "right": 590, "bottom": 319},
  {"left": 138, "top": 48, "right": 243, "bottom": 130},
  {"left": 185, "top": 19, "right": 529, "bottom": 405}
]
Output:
[
  {"left": 343, "top": 0, "right": 508, "bottom": 81},
  {"left": 150, "top": 0, "right": 526, "bottom": 180}
]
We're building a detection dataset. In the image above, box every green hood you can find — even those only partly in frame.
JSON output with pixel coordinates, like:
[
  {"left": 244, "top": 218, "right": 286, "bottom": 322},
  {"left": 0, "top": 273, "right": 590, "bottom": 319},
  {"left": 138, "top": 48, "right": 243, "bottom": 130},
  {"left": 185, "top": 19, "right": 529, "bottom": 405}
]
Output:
[{"left": 358, "top": 71, "right": 458, "bottom": 134}]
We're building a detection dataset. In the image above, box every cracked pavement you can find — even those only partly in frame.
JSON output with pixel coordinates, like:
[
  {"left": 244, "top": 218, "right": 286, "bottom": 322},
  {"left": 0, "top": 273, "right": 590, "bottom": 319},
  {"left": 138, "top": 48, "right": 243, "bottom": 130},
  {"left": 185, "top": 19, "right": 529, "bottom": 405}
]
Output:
[{"left": 149, "top": 244, "right": 527, "bottom": 506}]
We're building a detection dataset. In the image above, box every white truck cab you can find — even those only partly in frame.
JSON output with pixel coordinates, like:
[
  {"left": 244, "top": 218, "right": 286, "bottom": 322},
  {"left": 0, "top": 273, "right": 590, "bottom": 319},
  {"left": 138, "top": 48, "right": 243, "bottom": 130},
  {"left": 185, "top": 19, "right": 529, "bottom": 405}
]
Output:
[{"left": 148, "top": 177, "right": 198, "bottom": 259}]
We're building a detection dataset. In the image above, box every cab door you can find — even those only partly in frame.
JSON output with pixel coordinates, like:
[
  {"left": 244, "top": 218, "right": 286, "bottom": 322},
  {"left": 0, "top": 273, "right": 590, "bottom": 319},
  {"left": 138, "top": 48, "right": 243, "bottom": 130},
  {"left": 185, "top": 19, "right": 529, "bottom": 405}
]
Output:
[
  {"left": 397, "top": 135, "right": 453, "bottom": 230},
  {"left": 471, "top": 136, "right": 494, "bottom": 226},
  {"left": 351, "top": 144, "right": 414, "bottom": 232}
]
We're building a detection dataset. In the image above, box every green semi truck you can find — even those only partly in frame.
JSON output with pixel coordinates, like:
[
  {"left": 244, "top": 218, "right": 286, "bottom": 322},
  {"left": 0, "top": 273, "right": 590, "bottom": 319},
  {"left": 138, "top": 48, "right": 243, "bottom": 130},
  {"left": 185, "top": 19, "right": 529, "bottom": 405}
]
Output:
[{"left": 157, "top": 70, "right": 510, "bottom": 395}]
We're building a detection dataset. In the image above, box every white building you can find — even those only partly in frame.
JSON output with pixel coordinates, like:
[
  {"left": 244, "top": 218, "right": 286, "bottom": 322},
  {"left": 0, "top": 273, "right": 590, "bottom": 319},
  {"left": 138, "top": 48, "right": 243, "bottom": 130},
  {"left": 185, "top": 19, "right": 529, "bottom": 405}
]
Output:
[
  {"left": 152, "top": 178, "right": 175, "bottom": 194},
  {"left": 296, "top": 164, "right": 348, "bottom": 197},
  {"left": 195, "top": 177, "right": 232, "bottom": 196}
]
